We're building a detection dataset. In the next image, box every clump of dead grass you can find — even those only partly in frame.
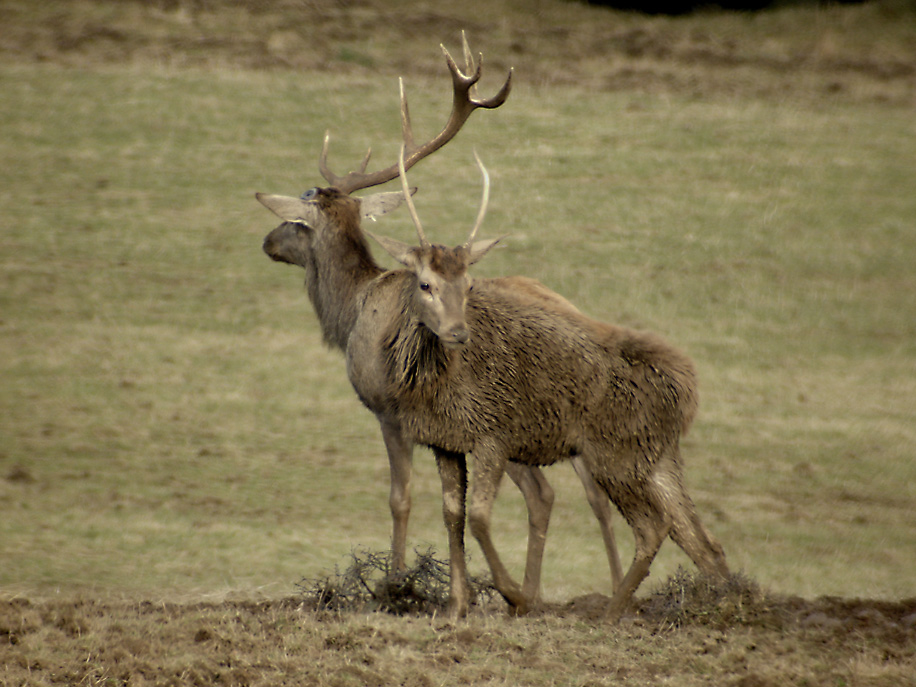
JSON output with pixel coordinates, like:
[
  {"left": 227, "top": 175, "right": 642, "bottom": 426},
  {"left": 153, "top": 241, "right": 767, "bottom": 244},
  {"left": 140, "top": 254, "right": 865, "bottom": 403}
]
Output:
[
  {"left": 640, "top": 567, "right": 780, "bottom": 630},
  {"left": 297, "top": 548, "right": 497, "bottom": 616}
]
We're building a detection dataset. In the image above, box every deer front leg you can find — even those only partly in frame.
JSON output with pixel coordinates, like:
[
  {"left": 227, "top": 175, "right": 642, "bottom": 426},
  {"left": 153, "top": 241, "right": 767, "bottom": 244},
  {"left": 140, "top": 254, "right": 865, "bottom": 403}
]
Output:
[
  {"left": 434, "top": 448, "right": 470, "bottom": 619},
  {"left": 504, "top": 462, "right": 554, "bottom": 604},
  {"left": 468, "top": 447, "right": 528, "bottom": 615},
  {"left": 379, "top": 416, "right": 413, "bottom": 572}
]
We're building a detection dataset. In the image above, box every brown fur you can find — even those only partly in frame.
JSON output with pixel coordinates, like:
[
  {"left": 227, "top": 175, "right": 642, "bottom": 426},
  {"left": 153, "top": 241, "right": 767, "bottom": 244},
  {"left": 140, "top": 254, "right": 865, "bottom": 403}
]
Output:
[
  {"left": 345, "top": 238, "right": 728, "bottom": 621},
  {"left": 358, "top": 274, "right": 697, "bottom": 465}
]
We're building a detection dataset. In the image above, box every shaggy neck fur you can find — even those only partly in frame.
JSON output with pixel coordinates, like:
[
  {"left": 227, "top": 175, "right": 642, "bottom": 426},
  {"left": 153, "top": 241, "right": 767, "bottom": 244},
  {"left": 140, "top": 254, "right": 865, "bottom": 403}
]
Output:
[{"left": 380, "top": 274, "right": 452, "bottom": 394}]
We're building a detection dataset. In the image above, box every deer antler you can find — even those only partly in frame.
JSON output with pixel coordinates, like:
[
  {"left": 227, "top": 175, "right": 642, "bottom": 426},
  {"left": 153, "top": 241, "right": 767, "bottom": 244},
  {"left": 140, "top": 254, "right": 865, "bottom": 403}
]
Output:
[
  {"left": 319, "top": 31, "right": 512, "bottom": 195},
  {"left": 465, "top": 150, "right": 490, "bottom": 248},
  {"left": 397, "top": 141, "right": 490, "bottom": 252},
  {"left": 398, "top": 143, "right": 428, "bottom": 248}
]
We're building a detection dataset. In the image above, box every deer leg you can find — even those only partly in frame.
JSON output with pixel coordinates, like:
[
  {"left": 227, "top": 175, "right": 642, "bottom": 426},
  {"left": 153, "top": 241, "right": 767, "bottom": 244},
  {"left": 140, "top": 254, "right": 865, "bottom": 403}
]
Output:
[
  {"left": 379, "top": 417, "right": 413, "bottom": 572},
  {"left": 504, "top": 462, "right": 554, "bottom": 604},
  {"left": 434, "top": 448, "right": 470, "bottom": 619},
  {"left": 670, "top": 510, "right": 730, "bottom": 579},
  {"left": 604, "top": 507, "right": 670, "bottom": 623},
  {"left": 570, "top": 456, "right": 624, "bottom": 592},
  {"left": 655, "top": 453, "right": 730, "bottom": 579},
  {"left": 467, "top": 449, "right": 528, "bottom": 615}
]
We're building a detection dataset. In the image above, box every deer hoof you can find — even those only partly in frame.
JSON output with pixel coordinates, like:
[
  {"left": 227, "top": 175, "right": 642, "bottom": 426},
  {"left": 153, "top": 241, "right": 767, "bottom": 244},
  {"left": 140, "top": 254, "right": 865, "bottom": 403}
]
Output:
[
  {"left": 506, "top": 599, "right": 531, "bottom": 617},
  {"left": 446, "top": 598, "right": 469, "bottom": 620}
]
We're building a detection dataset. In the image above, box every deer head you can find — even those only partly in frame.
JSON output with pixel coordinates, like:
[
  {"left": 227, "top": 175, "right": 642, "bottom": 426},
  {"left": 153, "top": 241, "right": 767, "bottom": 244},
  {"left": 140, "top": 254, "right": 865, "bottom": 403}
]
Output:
[
  {"left": 257, "top": 33, "right": 511, "bottom": 347},
  {"left": 259, "top": 188, "right": 407, "bottom": 268},
  {"left": 258, "top": 32, "right": 509, "bottom": 265},
  {"left": 368, "top": 146, "right": 501, "bottom": 348}
]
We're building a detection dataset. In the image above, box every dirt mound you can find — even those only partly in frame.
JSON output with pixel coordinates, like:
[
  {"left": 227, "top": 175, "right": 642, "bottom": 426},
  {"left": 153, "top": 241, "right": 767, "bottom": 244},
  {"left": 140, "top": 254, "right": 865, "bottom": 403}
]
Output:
[
  {"left": 563, "top": 567, "right": 916, "bottom": 646},
  {"left": 289, "top": 550, "right": 916, "bottom": 656}
]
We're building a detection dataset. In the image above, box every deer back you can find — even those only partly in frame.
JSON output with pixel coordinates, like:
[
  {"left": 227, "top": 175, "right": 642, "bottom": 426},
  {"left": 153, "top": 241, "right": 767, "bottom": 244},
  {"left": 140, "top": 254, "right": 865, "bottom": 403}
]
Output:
[{"left": 351, "top": 274, "right": 699, "bottom": 463}]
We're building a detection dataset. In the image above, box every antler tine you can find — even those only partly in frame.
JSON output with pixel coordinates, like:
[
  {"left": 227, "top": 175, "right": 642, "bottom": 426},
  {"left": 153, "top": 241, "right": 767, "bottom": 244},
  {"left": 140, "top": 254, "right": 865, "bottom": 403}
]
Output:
[
  {"left": 398, "top": 77, "right": 417, "bottom": 153},
  {"left": 465, "top": 150, "right": 490, "bottom": 247},
  {"left": 357, "top": 147, "right": 372, "bottom": 174},
  {"left": 315, "top": 36, "right": 512, "bottom": 196},
  {"left": 319, "top": 132, "right": 374, "bottom": 186},
  {"left": 398, "top": 143, "right": 428, "bottom": 247},
  {"left": 441, "top": 41, "right": 513, "bottom": 110},
  {"left": 318, "top": 131, "right": 336, "bottom": 186},
  {"left": 460, "top": 30, "right": 479, "bottom": 99}
]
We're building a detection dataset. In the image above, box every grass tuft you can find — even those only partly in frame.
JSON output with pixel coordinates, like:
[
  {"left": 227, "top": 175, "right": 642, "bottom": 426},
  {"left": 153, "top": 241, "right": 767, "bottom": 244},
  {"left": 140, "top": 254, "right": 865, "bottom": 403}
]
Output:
[{"left": 640, "top": 567, "right": 775, "bottom": 630}]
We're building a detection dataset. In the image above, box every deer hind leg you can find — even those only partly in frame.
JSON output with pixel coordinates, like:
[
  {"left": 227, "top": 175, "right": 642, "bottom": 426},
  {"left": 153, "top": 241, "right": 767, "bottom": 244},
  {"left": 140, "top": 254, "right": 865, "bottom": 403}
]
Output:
[
  {"left": 379, "top": 417, "right": 413, "bottom": 572},
  {"left": 602, "top": 497, "right": 671, "bottom": 623},
  {"left": 434, "top": 448, "right": 470, "bottom": 619},
  {"left": 505, "top": 462, "right": 554, "bottom": 604},
  {"left": 570, "top": 456, "right": 624, "bottom": 592},
  {"left": 467, "top": 448, "right": 528, "bottom": 615},
  {"left": 656, "top": 454, "right": 730, "bottom": 579}
]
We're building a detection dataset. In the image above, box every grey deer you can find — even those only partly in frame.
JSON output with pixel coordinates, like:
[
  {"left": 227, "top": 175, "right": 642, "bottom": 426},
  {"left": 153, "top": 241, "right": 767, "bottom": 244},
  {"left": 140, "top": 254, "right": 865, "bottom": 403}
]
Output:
[{"left": 258, "top": 36, "right": 624, "bottom": 607}]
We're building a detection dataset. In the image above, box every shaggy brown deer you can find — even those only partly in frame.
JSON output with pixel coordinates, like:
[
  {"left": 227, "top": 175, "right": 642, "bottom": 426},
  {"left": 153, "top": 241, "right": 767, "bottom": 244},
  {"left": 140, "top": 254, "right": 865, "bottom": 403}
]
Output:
[
  {"left": 258, "top": 35, "right": 623, "bottom": 606},
  {"left": 334, "top": 147, "right": 730, "bottom": 621}
]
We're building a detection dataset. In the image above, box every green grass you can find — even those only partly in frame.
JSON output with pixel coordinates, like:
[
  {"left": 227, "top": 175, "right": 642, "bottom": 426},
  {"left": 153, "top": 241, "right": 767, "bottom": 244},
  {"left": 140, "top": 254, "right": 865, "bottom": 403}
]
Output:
[{"left": 1, "top": 59, "right": 915, "bottom": 605}]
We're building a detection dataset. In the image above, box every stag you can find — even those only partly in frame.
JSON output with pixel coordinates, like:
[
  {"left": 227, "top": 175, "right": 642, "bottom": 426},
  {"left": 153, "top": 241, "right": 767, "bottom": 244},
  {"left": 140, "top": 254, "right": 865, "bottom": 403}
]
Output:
[
  {"left": 335, "top": 148, "right": 730, "bottom": 621},
  {"left": 258, "top": 35, "right": 624, "bottom": 606}
]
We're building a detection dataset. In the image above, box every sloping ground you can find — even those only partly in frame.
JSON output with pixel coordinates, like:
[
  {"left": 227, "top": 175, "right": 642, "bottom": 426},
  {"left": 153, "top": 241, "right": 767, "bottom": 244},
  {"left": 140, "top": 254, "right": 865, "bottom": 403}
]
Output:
[{"left": 2, "top": 0, "right": 914, "bottom": 105}]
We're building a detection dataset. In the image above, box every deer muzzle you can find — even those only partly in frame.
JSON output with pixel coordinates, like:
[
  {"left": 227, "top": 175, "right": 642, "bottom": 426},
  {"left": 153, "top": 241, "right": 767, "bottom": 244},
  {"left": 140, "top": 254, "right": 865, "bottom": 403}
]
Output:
[{"left": 441, "top": 324, "right": 470, "bottom": 348}]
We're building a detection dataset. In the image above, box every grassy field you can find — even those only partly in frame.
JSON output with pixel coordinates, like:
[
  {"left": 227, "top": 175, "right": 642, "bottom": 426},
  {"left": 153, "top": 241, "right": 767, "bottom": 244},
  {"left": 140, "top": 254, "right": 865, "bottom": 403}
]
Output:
[{"left": 1, "top": 0, "right": 915, "bottom": 684}]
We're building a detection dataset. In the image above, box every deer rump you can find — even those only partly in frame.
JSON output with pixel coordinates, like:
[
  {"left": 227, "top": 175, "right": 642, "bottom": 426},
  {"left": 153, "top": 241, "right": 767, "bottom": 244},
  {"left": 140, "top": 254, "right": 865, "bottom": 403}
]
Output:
[{"left": 348, "top": 270, "right": 698, "bottom": 485}]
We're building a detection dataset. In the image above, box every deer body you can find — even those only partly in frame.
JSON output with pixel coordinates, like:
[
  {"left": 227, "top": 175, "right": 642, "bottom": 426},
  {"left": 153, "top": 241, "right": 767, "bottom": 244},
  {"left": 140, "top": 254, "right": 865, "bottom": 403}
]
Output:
[
  {"left": 346, "top": 258, "right": 728, "bottom": 618},
  {"left": 262, "top": 182, "right": 728, "bottom": 619}
]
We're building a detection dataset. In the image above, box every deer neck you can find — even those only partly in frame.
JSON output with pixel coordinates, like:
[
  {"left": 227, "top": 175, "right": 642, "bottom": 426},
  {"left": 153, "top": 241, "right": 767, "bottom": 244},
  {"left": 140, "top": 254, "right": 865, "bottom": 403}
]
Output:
[{"left": 306, "top": 227, "right": 383, "bottom": 352}]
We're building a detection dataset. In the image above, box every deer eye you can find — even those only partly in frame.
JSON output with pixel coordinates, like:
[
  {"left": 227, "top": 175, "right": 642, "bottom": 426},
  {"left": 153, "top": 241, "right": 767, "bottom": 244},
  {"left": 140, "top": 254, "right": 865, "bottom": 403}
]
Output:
[
  {"left": 419, "top": 282, "right": 431, "bottom": 293},
  {"left": 300, "top": 188, "right": 318, "bottom": 201}
]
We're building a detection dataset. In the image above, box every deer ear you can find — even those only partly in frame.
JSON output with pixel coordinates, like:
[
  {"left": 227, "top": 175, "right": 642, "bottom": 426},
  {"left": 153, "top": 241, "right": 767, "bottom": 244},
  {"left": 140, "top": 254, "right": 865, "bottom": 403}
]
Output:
[
  {"left": 255, "top": 193, "right": 319, "bottom": 223},
  {"left": 366, "top": 231, "right": 417, "bottom": 267},
  {"left": 466, "top": 236, "right": 503, "bottom": 266},
  {"left": 360, "top": 189, "right": 418, "bottom": 221}
]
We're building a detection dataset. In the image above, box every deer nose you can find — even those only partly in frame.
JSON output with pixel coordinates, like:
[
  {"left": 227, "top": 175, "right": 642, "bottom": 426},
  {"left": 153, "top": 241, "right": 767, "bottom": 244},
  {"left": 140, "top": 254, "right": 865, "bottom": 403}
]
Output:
[{"left": 444, "top": 326, "right": 470, "bottom": 347}]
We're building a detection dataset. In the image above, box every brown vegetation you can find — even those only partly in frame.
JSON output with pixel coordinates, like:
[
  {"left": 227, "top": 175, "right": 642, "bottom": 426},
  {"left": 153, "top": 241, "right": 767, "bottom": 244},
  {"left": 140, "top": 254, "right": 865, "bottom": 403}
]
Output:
[{"left": 2, "top": 568, "right": 915, "bottom": 686}]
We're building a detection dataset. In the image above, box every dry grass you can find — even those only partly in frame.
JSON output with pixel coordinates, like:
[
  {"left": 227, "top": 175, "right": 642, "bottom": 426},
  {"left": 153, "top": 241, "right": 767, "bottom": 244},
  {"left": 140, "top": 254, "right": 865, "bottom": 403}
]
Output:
[
  {"left": 297, "top": 548, "right": 498, "bottom": 616},
  {"left": 2, "top": 570, "right": 915, "bottom": 686}
]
